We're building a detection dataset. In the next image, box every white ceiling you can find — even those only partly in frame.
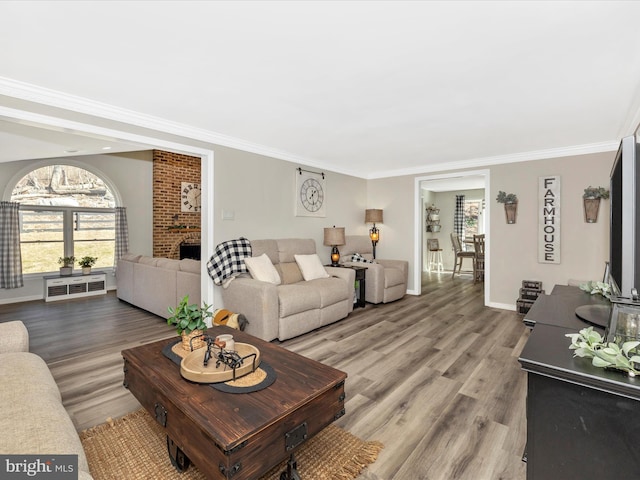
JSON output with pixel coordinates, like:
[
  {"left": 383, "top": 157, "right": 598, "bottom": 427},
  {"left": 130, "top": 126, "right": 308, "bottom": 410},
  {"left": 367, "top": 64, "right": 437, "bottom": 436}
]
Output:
[
  {"left": 0, "top": 119, "right": 147, "bottom": 162},
  {"left": 1, "top": 1, "right": 640, "bottom": 178}
]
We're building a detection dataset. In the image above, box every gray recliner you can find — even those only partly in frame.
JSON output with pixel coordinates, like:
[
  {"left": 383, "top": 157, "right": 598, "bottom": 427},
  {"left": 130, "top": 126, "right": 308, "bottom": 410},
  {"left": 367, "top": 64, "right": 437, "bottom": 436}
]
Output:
[{"left": 339, "top": 235, "right": 408, "bottom": 304}]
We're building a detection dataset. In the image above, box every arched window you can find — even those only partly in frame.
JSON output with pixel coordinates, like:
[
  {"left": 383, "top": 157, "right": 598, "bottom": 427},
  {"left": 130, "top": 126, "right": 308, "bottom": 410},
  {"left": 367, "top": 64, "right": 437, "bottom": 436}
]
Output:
[{"left": 11, "top": 164, "right": 117, "bottom": 274}]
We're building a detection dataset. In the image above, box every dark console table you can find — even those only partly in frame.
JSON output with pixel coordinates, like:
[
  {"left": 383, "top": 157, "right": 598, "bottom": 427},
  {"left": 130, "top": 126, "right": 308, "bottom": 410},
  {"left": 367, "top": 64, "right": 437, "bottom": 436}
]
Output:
[{"left": 519, "top": 285, "right": 640, "bottom": 480}]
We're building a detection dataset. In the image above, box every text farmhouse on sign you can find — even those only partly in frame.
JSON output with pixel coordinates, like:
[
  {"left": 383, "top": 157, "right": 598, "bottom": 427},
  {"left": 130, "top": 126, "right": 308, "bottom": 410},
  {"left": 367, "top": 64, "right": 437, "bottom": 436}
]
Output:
[{"left": 539, "top": 176, "right": 561, "bottom": 264}]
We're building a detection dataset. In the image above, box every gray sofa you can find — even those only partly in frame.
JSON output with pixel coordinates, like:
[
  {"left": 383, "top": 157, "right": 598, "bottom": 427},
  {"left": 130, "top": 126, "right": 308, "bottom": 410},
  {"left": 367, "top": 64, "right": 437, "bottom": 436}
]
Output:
[
  {"left": 116, "top": 254, "right": 201, "bottom": 318},
  {"left": 221, "top": 238, "right": 356, "bottom": 341},
  {"left": 0, "top": 321, "right": 93, "bottom": 480},
  {"left": 339, "top": 235, "right": 408, "bottom": 304}
]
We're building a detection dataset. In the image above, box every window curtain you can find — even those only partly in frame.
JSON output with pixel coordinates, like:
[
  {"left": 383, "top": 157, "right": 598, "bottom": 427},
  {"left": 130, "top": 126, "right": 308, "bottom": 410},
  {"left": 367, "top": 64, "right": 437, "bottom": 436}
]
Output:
[
  {"left": 114, "top": 206, "right": 129, "bottom": 270},
  {"left": 454, "top": 194, "right": 466, "bottom": 241},
  {"left": 0, "top": 201, "right": 24, "bottom": 289}
]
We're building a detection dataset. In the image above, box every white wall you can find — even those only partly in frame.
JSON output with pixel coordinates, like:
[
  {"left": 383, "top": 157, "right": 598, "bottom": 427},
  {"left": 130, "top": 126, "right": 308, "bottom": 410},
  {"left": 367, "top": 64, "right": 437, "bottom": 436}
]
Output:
[
  {"left": 489, "top": 152, "right": 612, "bottom": 306},
  {"left": 211, "top": 145, "right": 367, "bottom": 307},
  {"left": 369, "top": 150, "right": 615, "bottom": 306},
  {"left": 366, "top": 175, "right": 417, "bottom": 292},
  {"left": 0, "top": 145, "right": 368, "bottom": 307},
  {"left": 0, "top": 141, "right": 616, "bottom": 310},
  {"left": 0, "top": 151, "right": 153, "bottom": 303}
]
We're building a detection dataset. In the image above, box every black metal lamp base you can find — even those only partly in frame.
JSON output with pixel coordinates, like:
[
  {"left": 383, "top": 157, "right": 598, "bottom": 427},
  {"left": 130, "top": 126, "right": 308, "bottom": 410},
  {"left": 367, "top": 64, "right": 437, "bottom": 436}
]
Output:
[{"left": 330, "top": 246, "right": 340, "bottom": 266}]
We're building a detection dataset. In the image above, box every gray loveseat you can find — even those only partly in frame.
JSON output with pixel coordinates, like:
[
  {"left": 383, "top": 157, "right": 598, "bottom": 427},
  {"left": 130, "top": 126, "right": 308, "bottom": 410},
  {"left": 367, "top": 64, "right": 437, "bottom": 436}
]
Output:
[
  {"left": 221, "top": 238, "right": 355, "bottom": 341},
  {"left": 0, "top": 321, "right": 93, "bottom": 480},
  {"left": 116, "top": 254, "right": 201, "bottom": 318}
]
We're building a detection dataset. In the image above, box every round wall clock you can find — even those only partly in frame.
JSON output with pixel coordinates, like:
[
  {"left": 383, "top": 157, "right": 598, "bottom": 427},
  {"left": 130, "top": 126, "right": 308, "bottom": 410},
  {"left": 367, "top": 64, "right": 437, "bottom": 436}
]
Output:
[
  {"left": 181, "top": 182, "right": 201, "bottom": 212},
  {"left": 300, "top": 177, "right": 324, "bottom": 212},
  {"left": 295, "top": 171, "right": 326, "bottom": 217}
]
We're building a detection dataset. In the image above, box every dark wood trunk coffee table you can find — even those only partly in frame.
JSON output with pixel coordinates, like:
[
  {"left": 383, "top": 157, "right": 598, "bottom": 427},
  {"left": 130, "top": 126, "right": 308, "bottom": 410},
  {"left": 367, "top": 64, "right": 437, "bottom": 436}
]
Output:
[{"left": 122, "top": 326, "right": 347, "bottom": 480}]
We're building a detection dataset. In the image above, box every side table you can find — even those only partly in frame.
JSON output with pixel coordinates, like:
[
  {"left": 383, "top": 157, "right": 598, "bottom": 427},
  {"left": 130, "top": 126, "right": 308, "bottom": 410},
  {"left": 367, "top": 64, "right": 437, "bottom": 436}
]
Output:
[
  {"left": 351, "top": 265, "right": 367, "bottom": 308},
  {"left": 327, "top": 264, "right": 367, "bottom": 308}
]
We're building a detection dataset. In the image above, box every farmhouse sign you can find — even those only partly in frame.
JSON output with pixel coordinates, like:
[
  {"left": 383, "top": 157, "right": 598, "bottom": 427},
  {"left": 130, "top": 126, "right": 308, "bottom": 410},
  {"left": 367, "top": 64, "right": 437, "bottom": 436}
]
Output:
[{"left": 539, "top": 176, "right": 561, "bottom": 264}]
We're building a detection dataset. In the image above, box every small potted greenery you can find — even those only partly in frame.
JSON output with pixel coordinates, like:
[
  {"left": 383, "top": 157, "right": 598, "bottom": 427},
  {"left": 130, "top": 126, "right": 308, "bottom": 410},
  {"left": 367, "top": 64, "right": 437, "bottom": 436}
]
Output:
[
  {"left": 78, "top": 256, "right": 98, "bottom": 275},
  {"left": 58, "top": 256, "right": 75, "bottom": 276},
  {"left": 496, "top": 191, "right": 518, "bottom": 224},
  {"left": 579, "top": 280, "right": 612, "bottom": 299},
  {"left": 167, "top": 295, "right": 213, "bottom": 351},
  {"left": 583, "top": 186, "right": 609, "bottom": 223},
  {"left": 566, "top": 326, "right": 640, "bottom": 377}
]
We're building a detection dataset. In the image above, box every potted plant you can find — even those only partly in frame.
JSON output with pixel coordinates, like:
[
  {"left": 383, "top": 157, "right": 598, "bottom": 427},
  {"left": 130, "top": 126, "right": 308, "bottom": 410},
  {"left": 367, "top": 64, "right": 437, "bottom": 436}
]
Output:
[
  {"left": 78, "top": 256, "right": 98, "bottom": 275},
  {"left": 58, "top": 256, "right": 75, "bottom": 276},
  {"left": 496, "top": 191, "right": 518, "bottom": 224},
  {"left": 167, "top": 295, "right": 213, "bottom": 351},
  {"left": 583, "top": 186, "right": 609, "bottom": 223}
]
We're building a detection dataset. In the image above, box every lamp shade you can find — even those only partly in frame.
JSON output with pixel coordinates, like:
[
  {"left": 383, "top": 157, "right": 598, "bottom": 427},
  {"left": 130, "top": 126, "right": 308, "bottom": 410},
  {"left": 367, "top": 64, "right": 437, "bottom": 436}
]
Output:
[
  {"left": 365, "top": 209, "right": 383, "bottom": 224},
  {"left": 323, "top": 227, "right": 345, "bottom": 246}
]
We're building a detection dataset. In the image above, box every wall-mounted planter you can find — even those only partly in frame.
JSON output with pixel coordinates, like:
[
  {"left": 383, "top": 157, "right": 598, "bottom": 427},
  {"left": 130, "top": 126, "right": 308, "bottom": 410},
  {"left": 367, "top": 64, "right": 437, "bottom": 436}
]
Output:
[
  {"left": 496, "top": 191, "right": 518, "bottom": 224},
  {"left": 504, "top": 202, "right": 518, "bottom": 224},
  {"left": 582, "top": 186, "right": 609, "bottom": 223},
  {"left": 583, "top": 197, "right": 601, "bottom": 223}
]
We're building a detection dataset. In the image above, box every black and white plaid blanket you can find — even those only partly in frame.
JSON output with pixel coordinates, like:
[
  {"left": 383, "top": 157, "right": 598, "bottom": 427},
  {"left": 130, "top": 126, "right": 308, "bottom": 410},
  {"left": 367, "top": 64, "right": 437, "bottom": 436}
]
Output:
[
  {"left": 207, "top": 237, "right": 252, "bottom": 286},
  {"left": 350, "top": 253, "right": 374, "bottom": 263}
]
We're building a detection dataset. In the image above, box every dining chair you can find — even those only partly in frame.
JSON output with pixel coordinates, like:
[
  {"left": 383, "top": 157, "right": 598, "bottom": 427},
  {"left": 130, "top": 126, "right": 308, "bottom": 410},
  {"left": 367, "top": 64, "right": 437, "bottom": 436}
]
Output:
[{"left": 451, "top": 233, "right": 475, "bottom": 279}]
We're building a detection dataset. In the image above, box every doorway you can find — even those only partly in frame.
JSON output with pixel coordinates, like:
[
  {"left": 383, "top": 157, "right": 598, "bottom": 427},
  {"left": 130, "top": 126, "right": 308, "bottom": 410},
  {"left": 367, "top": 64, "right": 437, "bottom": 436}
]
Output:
[{"left": 413, "top": 170, "right": 490, "bottom": 303}]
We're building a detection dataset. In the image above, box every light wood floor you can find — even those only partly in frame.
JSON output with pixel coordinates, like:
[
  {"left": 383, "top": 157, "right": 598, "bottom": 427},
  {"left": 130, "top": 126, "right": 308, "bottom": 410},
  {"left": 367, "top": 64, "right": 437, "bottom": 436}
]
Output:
[{"left": 0, "top": 271, "right": 529, "bottom": 480}]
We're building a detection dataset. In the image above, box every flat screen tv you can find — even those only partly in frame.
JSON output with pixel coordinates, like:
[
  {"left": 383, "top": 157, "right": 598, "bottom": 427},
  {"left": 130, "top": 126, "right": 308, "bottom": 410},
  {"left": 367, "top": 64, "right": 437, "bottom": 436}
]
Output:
[{"left": 609, "top": 134, "right": 640, "bottom": 298}]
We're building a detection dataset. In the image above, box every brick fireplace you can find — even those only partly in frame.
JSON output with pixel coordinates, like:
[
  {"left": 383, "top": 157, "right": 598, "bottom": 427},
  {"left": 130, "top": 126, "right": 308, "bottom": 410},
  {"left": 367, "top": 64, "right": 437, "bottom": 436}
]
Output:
[{"left": 152, "top": 150, "right": 201, "bottom": 259}]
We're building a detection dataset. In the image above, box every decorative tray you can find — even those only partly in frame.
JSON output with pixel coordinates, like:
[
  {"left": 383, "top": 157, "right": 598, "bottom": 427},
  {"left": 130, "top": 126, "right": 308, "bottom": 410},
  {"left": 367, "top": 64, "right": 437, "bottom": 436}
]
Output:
[{"left": 180, "top": 342, "right": 261, "bottom": 384}]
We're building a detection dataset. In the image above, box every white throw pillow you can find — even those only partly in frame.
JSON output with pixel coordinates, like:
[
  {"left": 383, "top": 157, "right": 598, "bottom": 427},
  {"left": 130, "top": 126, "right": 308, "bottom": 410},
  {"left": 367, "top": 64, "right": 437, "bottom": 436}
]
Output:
[
  {"left": 244, "top": 253, "right": 281, "bottom": 285},
  {"left": 294, "top": 254, "right": 330, "bottom": 281}
]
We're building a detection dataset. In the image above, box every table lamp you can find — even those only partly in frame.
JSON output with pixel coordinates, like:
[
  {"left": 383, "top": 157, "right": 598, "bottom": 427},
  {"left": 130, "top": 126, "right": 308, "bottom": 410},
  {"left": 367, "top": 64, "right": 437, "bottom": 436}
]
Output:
[{"left": 323, "top": 226, "right": 345, "bottom": 266}]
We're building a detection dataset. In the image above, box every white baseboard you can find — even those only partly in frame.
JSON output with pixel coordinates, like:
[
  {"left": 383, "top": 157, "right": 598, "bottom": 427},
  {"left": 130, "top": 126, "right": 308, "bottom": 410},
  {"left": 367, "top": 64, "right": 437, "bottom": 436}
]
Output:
[
  {"left": 0, "top": 294, "right": 42, "bottom": 305},
  {"left": 487, "top": 301, "right": 516, "bottom": 311}
]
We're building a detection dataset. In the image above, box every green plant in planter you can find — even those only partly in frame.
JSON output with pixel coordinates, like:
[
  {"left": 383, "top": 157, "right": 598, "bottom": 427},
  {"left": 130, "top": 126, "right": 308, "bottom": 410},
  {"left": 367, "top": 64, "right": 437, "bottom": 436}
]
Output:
[
  {"left": 566, "top": 326, "right": 640, "bottom": 377},
  {"left": 167, "top": 295, "right": 213, "bottom": 336},
  {"left": 496, "top": 191, "right": 518, "bottom": 204},
  {"left": 579, "top": 280, "right": 612, "bottom": 299},
  {"left": 583, "top": 186, "right": 610, "bottom": 199},
  {"left": 58, "top": 256, "right": 76, "bottom": 267},
  {"left": 78, "top": 256, "right": 98, "bottom": 268},
  {"left": 496, "top": 191, "right": 519, "bottom": 224}
]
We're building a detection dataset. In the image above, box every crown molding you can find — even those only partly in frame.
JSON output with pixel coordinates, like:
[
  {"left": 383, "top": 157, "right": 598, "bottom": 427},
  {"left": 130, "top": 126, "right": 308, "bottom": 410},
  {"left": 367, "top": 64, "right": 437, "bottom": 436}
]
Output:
[
  {"left": 0, "top": 76, "right": 359, "bottom": 177},
  {"left": 366, "top": 140, "right": 620, "bottom": 179},
  {"left": 0, "top": 76, "right": 623, "bottom": 181}
]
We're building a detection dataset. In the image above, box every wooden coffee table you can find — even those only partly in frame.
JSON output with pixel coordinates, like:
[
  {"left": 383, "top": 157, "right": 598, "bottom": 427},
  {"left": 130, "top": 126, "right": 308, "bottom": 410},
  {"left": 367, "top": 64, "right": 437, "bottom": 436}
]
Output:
[{"left": 122, "top": 326, "right": 347, "bottom": 480}]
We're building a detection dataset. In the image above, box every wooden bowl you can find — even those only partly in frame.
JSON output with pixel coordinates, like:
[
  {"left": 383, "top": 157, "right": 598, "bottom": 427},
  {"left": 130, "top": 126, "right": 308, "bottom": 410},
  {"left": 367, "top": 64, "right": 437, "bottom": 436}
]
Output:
[{"left": 180, "top": 343, "right": 261, "bottom": 383}]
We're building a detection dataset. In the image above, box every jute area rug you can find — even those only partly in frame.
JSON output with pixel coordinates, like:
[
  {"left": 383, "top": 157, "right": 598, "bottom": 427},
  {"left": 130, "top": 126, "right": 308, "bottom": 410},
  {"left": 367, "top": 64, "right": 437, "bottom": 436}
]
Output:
[{"left": 80, "top": 409, "right": 383, "bottom": 480}]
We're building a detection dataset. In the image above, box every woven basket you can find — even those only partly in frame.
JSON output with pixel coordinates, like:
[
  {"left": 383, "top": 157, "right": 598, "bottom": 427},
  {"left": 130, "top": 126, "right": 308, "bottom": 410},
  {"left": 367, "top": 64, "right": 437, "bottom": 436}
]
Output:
[{"left": 181, "top": 329, "right": 205, "bottom": 351}]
